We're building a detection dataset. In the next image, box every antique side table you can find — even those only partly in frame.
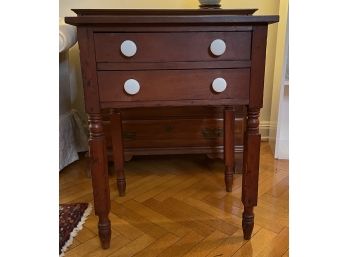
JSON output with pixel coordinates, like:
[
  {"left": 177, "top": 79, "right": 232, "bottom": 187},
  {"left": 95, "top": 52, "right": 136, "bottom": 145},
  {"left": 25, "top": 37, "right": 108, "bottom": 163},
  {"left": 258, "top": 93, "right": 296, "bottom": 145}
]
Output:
[{"left": 65, "top": 9, "right": 279, "bottom": 249}]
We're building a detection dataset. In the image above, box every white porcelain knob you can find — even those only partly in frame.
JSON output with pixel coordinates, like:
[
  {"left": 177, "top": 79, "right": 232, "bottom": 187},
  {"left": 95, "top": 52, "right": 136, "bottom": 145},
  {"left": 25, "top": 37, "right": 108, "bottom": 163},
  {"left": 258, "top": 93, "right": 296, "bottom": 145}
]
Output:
[
  {"left": 210, "top": 39, "right": 226, "bottom": 56},
  {"left": 212, "top": 78, "right": 227, "bottom": 93},
  {"left": 120, "top": 40, "right": 137, "bottom": 57},
  {"left": 124, "top": 79, "right": 140, "bottom": 95}
]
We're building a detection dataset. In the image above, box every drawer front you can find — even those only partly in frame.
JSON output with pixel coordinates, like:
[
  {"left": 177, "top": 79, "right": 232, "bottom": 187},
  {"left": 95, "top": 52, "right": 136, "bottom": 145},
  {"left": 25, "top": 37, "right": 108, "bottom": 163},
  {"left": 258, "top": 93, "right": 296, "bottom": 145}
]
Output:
[
  {"left": 94, "top": 32, "right": 251, "bottom": 63},
  {"left": 104, "top": 117, "right": 244, "bottom": 148},
  {"left": 102, "top": 106, "right": 246, "bottom": 120},
  {"left": 98, "top": 69, "right": 250, "bottom": 103}
]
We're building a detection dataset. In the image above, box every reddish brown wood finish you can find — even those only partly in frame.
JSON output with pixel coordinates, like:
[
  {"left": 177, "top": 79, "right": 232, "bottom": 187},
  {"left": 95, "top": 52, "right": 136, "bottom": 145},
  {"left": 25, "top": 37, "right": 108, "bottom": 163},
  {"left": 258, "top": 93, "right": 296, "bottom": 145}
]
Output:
[
  {"left": 98, "top": 69, "right": 250, "bottom": 103},
  {"left": 103, "top": 107, "right": 246, "bottom": 173},
  {"left": 77, "top": 26, "right": 111, "bottom": 248},
  {"left": 102, "top": 106, "right": 245, "bottom": 171},
  {"left": 110, "top": 111, "right": 126, "bottom": 196},
  {"left": 94, "top": 32, "right": 251, "bottom": 63},
  {"left": 224, "top": 108, "right": 235, "bottom": 192},
  {"left": 91, "top": 25, "right": 253, "bottom": 33},
  {"left": 65, "top": 10, "right": 279, "bottom": 25},
  {"left": 72, "top": 9, "right": 258, "bottom": 16},
  {"left": 241, "top": 25, "right": 268, "bottom": 240},
  {"left": 249, "top": 25, "right": 268, "bottom": 108},
  {"left": 66, "top": 9, "right": 278, "bottom": 248},
  {"left": 242, "top": 108, "right": 261, "bottom": 239},
  {"left": 97, "top": 60, "right": 251, "bottom": 71},
  {"left": 88, "top": 114, "right": 111, "bottom": 248},
  {"left": 76, "top": 28, "right": 100, "bottom": 113},
  {"left": 101, "top": 99, "right": 248, "bottom": 109}
]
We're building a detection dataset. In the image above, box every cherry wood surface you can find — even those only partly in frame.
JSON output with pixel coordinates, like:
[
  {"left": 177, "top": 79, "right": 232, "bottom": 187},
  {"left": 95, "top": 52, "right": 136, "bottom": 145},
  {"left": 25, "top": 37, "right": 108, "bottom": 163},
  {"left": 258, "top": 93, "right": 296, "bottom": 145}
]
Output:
[
  {"left": 101, "top": 107, "right": 246, "bottom": 173},
  {"left": 71, "top": 8, "right": 259, "bottom": 16},
  {"left": 110, "top": 111, "right": 126, "bottom": 197},
  {"left": 65, "top": 9, "right": 278, "bottom": 25},
  {"left": 87, "top": 114, "right": 111, "bottom": 249},
  {"left": 97, "top": 69, "right": 250, "bottom": 103},
  {"left": 224, "top": 108, "right": 235, "bottom": 192},
  {"left": 92, "top": 25, "right": 253, "bottom": 33},
  {"left": 105, "top": 115, "right": 244, "bottom": 148},
  {"left": 66, "top": 9, "right": 279, "bottom": 249},
  {"left": 94, "top": 32, "right": 251, "bottom": 63},
  {"left": 96, "top": 60, "right": 251, "bottom": 71}
]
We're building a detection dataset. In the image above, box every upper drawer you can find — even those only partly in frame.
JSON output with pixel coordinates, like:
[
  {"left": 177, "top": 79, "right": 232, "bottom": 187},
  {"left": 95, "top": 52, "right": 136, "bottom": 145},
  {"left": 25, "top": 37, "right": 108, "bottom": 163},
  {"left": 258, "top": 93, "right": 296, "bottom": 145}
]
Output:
[{"left": 94, "top": 32, "right": 251, "bottom": 63}]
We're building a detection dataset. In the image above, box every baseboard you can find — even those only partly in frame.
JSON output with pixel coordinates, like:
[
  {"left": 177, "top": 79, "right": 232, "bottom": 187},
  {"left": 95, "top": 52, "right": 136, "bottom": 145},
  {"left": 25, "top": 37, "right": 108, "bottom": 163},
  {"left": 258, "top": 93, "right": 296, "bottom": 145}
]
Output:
[
  {"left": 276, "top": 139, "right": 289, "bottom": 160},
  {"left": 260, "top": 121, "right": 270, "bottom": 141}
]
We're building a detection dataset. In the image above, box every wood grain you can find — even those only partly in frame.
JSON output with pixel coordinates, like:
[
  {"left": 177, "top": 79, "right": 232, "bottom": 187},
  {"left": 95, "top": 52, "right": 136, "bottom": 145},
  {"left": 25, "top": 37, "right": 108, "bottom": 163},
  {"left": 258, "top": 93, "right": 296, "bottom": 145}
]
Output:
[
  {"left": 87, "top": 113, "right": 111, "bottom": 248},
  {"left": 65, "top": 13, "right": 279, "bottom": 25},
  {"left": 72, "top": 9, "right": 258, "bottom": 16},
  {"left": 101, "top": 106, "right": 246, "bottom": 173},
  {"left": 249, "top": 25, "right": 268, "bottom": 108},
  {"left": 76, "top": 28, "right": 100, "bottom": 113},
  {"left": 94, "top": 32, "right": 251, "bottom": 63},
  {"left": 110, "top": 111, "right": 126, "bottom": 196},
  {"left": 224, "top": 108, "right": 235, "bottom": 192},
  {"left": 97, "top": 69, "right": 250, "bottom": 103},
  {"left": 65, "top": 8, "right": 279, "bottom": 249},
  {"left": 60, "top": 143, "right": 288, "bottom": 256}
]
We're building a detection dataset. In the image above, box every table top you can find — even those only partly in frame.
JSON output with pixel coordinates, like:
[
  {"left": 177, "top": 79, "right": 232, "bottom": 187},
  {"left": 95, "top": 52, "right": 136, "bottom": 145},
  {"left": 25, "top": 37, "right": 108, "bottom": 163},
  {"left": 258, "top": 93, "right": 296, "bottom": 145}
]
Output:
[
  {"left": 71, "top": 9, "right": 258, "bottom": 16},
  {"left": 65, "top": 9, "right": 279, "bottom": 26}
]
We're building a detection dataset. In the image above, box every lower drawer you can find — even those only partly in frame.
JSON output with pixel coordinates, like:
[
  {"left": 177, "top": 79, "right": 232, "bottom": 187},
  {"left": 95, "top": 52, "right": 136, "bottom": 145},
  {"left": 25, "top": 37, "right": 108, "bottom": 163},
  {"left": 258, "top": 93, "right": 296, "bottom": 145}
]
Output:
[
  {"left": 97, "top": 69, "right": 250, "bottom": 103},
  {"left": 101, "top": 107, "right": 246, "bottom": 173},
  {"left": 105, "top": 118, "right": 242, "bottom": 148}
]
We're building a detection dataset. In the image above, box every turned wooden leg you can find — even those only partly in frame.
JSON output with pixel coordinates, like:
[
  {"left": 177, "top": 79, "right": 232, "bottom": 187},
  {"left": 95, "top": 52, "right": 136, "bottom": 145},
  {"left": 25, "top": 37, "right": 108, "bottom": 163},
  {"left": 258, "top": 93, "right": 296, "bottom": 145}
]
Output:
[
  {"left": 242, "top": 114, "right": 248, "bottom": 175},
  {"left": 88, "top": 113, "right": 111, "bottom": 249},
  {"left": 84, "top": 151, "right": 92, "bottom": 178},
  {"left": 110, "top": 111, "right": 126, "bottom": 196},
  {"left": 242, "top": 107, "right": 261, "bottom": 240},
  {"left": 224, "top": 108, "right": 235, "bottom": 192}
]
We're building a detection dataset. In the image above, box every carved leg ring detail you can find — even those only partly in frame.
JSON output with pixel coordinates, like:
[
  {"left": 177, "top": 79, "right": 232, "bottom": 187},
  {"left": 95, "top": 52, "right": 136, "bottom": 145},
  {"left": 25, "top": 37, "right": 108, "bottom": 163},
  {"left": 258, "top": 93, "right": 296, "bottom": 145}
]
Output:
[
  {"left": 88, "top": 113, "right": 111, "bottom": 249},
  {"left": 117, "top": 178, "right": 126, "bottom": 197},
  {"left": 242, "top": 108, "right": 260, "bottom": 240},
  {"left": 98, "top": 219, "right": 111, "bottom": 249},
  {"left": 225, "top": 167, "right": 233, "bottom": 192},
  {"left": 242, "top": 207, "right": 254, "bottom": 240}
]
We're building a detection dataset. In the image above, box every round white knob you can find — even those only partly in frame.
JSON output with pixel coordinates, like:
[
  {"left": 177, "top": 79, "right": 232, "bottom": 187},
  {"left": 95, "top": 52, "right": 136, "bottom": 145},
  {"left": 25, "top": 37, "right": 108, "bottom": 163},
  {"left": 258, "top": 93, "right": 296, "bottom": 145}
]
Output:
[
  {"left": 120, "top": 40, "right": 137, "bottom": 57},
  {"left": 212, "top": 78, "right": 227, "bottom": 93},
  {"left": 210, "top": 39, "right": 226, "bottom": 56},
  {"left": 124, "top": 79, "right": 140, "bottom": 95}
]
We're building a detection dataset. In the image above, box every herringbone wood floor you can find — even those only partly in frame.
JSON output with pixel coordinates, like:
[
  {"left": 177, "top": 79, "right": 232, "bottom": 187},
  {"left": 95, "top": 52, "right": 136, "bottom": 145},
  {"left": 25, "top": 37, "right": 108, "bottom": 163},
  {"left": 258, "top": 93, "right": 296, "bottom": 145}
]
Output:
[{"left": 60, "top": 143, "right": 289, "bottom": 257}]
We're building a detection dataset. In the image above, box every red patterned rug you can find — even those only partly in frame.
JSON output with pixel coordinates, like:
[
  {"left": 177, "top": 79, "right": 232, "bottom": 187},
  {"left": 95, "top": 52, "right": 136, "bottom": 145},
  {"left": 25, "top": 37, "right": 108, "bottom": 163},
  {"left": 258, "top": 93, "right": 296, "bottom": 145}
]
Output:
[{"left": 59, "top": 203, "right": 92, "bottom": 256}]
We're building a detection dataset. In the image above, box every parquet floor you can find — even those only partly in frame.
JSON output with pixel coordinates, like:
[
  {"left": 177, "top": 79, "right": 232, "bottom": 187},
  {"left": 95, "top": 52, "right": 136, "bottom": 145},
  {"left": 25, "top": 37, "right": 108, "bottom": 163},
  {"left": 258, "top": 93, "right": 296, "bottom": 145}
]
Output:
[{"left": 60, "top": 143, "right": 289, "bottom": 257}]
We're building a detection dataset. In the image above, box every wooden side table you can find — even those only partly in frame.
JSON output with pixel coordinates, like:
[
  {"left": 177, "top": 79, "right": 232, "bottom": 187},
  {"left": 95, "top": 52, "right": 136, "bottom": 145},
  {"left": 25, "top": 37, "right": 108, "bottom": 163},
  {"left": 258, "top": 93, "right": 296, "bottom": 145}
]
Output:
[{"left": 65, "top": 9, "right": 279, "bottom": 249}]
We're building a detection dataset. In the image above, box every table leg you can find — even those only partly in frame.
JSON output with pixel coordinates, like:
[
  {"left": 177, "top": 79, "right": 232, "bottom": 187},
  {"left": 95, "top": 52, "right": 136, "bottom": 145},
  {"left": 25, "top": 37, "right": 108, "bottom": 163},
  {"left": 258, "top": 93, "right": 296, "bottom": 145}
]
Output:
[
  {"left": 242, "top": 107, "right": 261, "bottom": 240},
  {"left": 224, "top": 108, "right": 235, "bottom": 192},
  {"left": 88, "top": 113, "right": 111, "bottom": 249},
  {"left": 110, "top": 111, "right": 126, "bottom": 196}
]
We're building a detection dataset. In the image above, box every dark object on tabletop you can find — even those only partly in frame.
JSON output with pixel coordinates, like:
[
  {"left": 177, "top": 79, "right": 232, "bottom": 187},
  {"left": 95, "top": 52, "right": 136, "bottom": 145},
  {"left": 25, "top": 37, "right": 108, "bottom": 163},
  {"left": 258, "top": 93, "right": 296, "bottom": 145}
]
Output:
[{"left": 199, "top": 0, "right": 221, "bottom": 9}]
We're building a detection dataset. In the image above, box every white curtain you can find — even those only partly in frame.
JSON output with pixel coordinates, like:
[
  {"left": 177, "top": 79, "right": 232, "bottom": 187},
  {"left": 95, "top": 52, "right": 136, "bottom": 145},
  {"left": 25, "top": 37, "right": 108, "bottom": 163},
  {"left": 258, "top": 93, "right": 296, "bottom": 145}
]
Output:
[{"left": 59, "top": 19, "right": 88, "bottom": 171}]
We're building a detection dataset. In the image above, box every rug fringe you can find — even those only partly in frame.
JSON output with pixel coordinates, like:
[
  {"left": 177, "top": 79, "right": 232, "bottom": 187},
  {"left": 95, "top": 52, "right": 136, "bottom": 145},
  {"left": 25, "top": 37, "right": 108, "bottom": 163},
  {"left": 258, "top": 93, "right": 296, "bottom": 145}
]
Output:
[{"left": 60, "top": 203, "right": 93, "bottom": 257}]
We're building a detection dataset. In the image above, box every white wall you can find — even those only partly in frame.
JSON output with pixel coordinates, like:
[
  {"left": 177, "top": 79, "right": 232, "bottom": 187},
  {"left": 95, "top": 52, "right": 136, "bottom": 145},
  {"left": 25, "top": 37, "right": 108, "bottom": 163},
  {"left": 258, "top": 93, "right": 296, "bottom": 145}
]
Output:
[{"left": 269, "top": 1, "right": 289, "bottom": 159}]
